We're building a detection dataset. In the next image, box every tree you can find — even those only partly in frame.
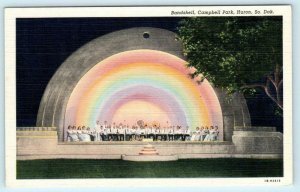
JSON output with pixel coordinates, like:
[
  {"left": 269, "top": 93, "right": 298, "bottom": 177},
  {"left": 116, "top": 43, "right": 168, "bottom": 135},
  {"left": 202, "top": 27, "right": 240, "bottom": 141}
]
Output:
[{"left": 177, "top": 17, "right": 283, "bottom": 110}]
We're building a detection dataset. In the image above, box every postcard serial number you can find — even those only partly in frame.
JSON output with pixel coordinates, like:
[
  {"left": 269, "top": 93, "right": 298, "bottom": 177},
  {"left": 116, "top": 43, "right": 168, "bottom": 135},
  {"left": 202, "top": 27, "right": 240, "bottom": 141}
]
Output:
[{"left": 264, "top": 179, "right": 281, "bottom": 183}]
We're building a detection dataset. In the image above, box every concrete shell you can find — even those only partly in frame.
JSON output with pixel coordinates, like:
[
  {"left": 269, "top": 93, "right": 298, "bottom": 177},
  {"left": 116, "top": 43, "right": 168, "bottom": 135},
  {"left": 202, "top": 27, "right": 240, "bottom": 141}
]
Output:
[{"left": 36, "top": 27, "right": 251, "bottom": 141}]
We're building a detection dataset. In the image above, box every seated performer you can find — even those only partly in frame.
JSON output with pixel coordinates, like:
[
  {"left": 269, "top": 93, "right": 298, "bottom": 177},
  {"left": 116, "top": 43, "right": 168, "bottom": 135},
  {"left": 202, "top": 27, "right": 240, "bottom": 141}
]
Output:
[
  {"left": 115, "top": 125, "right": 120, "bottom": 141},
  {"left": 211, "top": 126, "right": 219, "bottom": 141},
  {"left": 161, "top": 127, "right": 168, "bottom": 141},
  {"left": 144, "top": 126, "right": 149, "bottom": 138},
  {"left": 125, "top": 125, "right": 131, "bottom": 141},
  {"left": 174, "top": 126, "right": 182, "bottom": 140},
  {"left": 131, "top": 126, "right": 136, "bottom": 141},
  {"left": 204, "top": 126, "right": 214, "bottom": 141},
  {"left": 190, "top": 131, "right": 197, "bottom": 141},
  {"left": 140, "top": 126, "right": 146, "bottom": 140},
  {"left": 102, "top": 125, "right": 108, "bottom": 141},
  {"left": 111, "top": 125, "right": 118, "bottom": 141},
  {"left": 154, "top": 126, "right": 160, "bottom": 141},
  {"left": 199, "top": 126, "right": 205, "bottom": 141},
  {"left": 76, "top": 126, "right": 84, "bottom": 141},
  {"left": 147, "top": 126, "right": 155, "bottom": 140},
  {"left": 118, "top": 124, "right": 125, "bottom": 141},
  {"left": 90, "top": 125, "right": 96, "bottom": 141},
  {"left": 95, "top": 121, "right": 102, "bottom": 141},
  {"left": 87, "top": 126, "right": 95, "bottom": 141},
  {"left": 68, "top": 125, "right": 79, "bottom": 142},
  {"left": 182, "top": 126, "right": 190, "bottom": 141},
  {"left": 80, "top": 126, "right": 91, "bottom": 142},
  {"left": 167, "top": 126, "right": 174, "bottom": 141},
  {"left": 190, "top": 127, "right": 198, "bottom": 141},
  {"left": 194, "top": 127, "right": 201, "bottom": 141},
  {"left": 106, "top": 126, "right": 112, "bottom": 141},
  {"left": 66, "top": 125, "right": 72, "bottom": 142},
  {"left": 135, "top": 126, "right": 141, "bottom": 141}
]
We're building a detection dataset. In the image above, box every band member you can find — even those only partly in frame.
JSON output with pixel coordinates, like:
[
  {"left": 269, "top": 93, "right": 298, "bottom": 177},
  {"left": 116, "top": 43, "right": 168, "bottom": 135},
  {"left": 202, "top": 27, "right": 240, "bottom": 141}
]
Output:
[
  {"left": 76, "top": 126, "right": 83, "bottom": 141},
  {"left": 111, "top": 124, "right": 118, "bottom": 141},
  {"left": 87, "top": 126, "right": 96, "bottom": 141},
  {"left": 147, "top": 126, "right": 155, "bottom": 140},
  {"left": 101, "top": 121, "right": 108, "bottom": 141},
  {"left": 135, "top": 126, "right": 141, "bottom": 141},
  {"left": 144, "top": 126, "right": 149, "bottom": 138},
  {"left": 68, "top": 125, "right": 79, "bottom": 142},
  {"left": 95, "top": 121, "right": 101, "bottom": 141},
  {"left": 102, "top": 125, "right": 108, "bottom": 141},
  {"left": 80, "top": 126, "right": 91, "bottom": 142},
  {"left": 203, "top": 126, "right": 211, "bottom": 141},
  {"left": 118, "top": 124, "right": 125, "bottom": 141},
  {"left": 182, "top": 126, "right": 190, "bottom": 141},
  {"left": 206, "top": 126, "right": 215, "bottom": 141},
  {"left": 154, "top": 126, "right": 160, "bottom": 141},
  {"left": 212, "top": 126, "right": 219, "bottom": 141},
  {"left": 125, "top": 125, "right": 131, "bottom": 141},
  {"left": 66, "top": 125, "right": 72, "bottom": 142},
  {"left": 131, "top": 126, "right": 136, "bottom": 141},
  {"left": 140, "top": 126, "right": 146, "bottom": 140},
  {"left": 200, "top": 126, "right": 207, "bottom": 141},
  {"left": 194, "top": 127, "right": 201, "bottom": 141},
  {"left": 190, "top": 131, "right": 197, "bottom": 141},
  {"left": 191, "top": 127, "right": 200, "bottom": 141},
  {"left": 107, "top": 125, "right": 112, "bottom": 141},
  {"left": 174, "top": 126, "right": 182, "bottom": 140},
  {"left": 167, "top": 126, "right": 174, "bottom": 141},
  {"left": 161, "top": 127, "right": 167, "bottom": 141}
]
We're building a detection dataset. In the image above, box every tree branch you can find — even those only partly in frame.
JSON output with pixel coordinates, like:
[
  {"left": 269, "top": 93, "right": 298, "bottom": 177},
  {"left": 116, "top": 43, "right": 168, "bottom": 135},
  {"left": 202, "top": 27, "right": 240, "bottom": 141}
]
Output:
[
  {"left": 277, "top": 79, "right": 283, "bottom": 107},
  {"left": 267, "top": 75, "right": 277, "bottom": 90},
  {"left": 242, "top": 80, "right": 283, "bottom": 110},
  {"left": 265, "top": 79, "right": 283, "bottom": 110},
  {"left": 278, "top": 79, "right": 283, "bottom": 89}
]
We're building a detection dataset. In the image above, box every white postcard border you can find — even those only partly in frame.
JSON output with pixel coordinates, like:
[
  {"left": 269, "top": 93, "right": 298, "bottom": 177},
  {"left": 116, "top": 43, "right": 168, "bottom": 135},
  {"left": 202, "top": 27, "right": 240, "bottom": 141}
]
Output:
[{"left": 5, "top": 5, "right": 292, "bottom": 187}]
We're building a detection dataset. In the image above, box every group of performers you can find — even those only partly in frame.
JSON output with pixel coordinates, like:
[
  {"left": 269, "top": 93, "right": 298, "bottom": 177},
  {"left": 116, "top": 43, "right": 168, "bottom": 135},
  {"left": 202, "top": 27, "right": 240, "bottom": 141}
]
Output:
[{"left": 66, "top": 121, "right": 219, "bottom": 142}]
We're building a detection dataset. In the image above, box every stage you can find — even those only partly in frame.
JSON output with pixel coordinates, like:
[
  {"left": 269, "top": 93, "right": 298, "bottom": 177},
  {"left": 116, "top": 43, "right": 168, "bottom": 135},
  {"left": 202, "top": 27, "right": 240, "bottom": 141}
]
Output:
[{"left": 16, "top": 127, "right": 283, "bottom": 161}]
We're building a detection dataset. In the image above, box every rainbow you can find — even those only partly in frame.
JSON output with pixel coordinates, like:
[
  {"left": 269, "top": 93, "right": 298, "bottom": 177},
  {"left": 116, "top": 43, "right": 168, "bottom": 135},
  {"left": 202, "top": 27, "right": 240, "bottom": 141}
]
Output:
[{"left": 65, "top": 50, "right": 223, "bottom": 130}]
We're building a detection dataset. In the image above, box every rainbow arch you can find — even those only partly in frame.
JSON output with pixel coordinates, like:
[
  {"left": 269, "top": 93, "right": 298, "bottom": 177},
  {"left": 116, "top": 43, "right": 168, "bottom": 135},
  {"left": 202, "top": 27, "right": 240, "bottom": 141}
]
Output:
[{"left": 64, "top": 49, "right": 223, "bottom": 130}]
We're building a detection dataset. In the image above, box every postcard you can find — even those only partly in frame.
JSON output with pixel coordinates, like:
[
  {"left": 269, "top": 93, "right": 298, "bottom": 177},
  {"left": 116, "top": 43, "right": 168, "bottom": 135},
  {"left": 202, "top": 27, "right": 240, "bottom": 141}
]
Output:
[{"left": 5, "top": 6, "right": 292, "bottom": 187}]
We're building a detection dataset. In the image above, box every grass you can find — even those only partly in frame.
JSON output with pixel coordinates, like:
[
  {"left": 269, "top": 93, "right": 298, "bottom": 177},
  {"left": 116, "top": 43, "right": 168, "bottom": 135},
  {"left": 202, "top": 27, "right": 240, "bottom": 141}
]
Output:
[{"left": 17, "top": 158, "right": 283, "bottom": 179}]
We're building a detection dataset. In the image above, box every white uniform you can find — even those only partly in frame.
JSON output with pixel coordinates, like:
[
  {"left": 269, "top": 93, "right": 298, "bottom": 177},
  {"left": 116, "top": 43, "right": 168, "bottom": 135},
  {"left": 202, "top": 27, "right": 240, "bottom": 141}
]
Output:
[
  {"left": 168, "top": 128, "right": 173, "bottom": 134},
  {"left": 77, "top": 130, "right": 84, "bottom": 141},
  {"left": 67, "top": 129, "right": 72, "bottom": 142},
  {"left": 81, "top": 129, "right": 91, "bottom": 142},
  {"left": 200, "top": 129, "right": 206, "bottom": 141},
  {"left": 190, "top": 132, "right": 197, "bottom": 141},
  {"left": 131, "top": 128, "right": 136, "bottom": 134},
  {"left": 136, "top": 128, "right": 141, "bottom": 135},
  {"left": 194, "top": 130, "right": 200, "bottom": 141},
  {"left": 119, "top": 128, "right": 125, "bottom": 134},
  {"left": 69, "top": 129, "right": 79, "bottom": 142},
  {"left": 204, "top": 129, "right": 211, "bottom": 141},
  {"left": 211, "top": 129, "right": 219, "bottom": 141},
  {"left": 95, "top": 123, "right": 101, "bottom": 141},
  {"left": 111, "top": 127, "right": 117, "bottom": 134}
]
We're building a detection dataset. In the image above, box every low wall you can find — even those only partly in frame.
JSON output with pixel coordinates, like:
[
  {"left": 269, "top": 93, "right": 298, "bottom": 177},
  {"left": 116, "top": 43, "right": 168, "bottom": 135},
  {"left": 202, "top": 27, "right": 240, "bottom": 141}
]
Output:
[{"left": 16, "top": 127, "right": 283, "bottom": 160}]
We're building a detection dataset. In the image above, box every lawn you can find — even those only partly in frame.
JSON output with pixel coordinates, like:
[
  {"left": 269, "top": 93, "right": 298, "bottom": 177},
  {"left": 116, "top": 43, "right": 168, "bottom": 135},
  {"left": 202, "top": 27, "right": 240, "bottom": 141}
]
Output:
[{"left": 17, "top": 158, "right": 283, "bottom": 179}]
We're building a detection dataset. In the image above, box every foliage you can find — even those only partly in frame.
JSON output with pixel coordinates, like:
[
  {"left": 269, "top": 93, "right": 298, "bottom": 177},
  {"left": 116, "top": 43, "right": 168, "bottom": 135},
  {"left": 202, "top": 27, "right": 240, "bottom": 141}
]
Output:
[{"left": 177, "top": 17, "right": 283, "bottom": 109}]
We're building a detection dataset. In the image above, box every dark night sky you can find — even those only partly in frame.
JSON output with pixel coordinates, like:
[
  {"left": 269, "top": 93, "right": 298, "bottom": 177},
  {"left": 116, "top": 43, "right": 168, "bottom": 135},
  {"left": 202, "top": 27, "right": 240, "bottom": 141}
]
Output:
[{"left": 16, "top": 17, "right": 283, "bottom": 132}]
